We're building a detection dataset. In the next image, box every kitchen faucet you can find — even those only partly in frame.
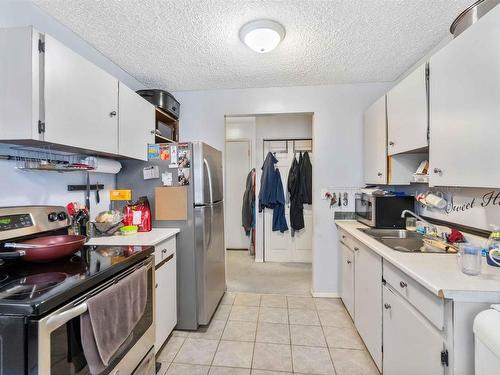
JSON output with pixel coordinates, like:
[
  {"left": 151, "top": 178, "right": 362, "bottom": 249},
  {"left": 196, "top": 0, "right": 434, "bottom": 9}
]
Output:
[{"left": 401, "top": 210, "right": 438, "bottom": 236}]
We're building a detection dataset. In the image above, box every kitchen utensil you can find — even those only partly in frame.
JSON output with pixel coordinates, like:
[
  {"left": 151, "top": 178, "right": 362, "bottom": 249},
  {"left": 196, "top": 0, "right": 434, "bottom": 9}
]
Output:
[
  {"left": 96, "top": 180, "right": 100, "bottom": 204},
  {"left": 0, "top": 235, "right": 86, "bottom": 262},
  {"left": 338, "top": 192, "right": 341, "bottom": 207},
  {"left": 458, "top": 243, "right": 482, "bottom": 276},
  {"left": 85, "top": 172, "right": 91, "bottom": 210},
  {"left": 343, "top": 192, "right": 348, "bottom": 206}
]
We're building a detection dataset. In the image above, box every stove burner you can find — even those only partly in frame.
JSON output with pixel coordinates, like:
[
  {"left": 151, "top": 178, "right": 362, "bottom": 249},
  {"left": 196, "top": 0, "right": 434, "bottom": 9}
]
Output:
[{"left": 0, "top": 272, "right": 68, "bottom": 301}]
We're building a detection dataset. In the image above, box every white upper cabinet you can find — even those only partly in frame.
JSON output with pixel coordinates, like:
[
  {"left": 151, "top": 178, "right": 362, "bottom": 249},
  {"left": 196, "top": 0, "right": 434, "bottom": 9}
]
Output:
[
  {"left": 387, "top": 63, "right": 428, "bottom": 155},
  {"left": 118, "top": 83, "right": 155, "bottom": 161},
  {"left": 364, "top": 96, "right": 387, "bottom": 184},
  {"left": 44, "top": 34, "right": 119, "bottom": 154},
  {"left": 429, "top": 5, "right": 500, "bottom": 188}
]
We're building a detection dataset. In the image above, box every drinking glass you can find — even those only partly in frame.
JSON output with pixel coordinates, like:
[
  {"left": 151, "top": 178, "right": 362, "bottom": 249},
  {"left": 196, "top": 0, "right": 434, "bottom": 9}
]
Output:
[{"left": 458, "top": 243, "right": 482, "bottom": 276}]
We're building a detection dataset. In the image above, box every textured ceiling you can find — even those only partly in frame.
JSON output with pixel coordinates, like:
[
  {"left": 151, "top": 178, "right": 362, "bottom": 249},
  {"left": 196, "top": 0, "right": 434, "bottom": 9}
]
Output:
[{"left": 34, "top": 0, "right": 472, "bottom": 91}]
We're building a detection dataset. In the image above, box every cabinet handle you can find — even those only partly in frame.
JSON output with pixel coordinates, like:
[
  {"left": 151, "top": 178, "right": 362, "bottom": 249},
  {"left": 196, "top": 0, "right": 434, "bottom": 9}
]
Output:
[
  {"left": 377, "top": 172, "right": 383, "bottom": 177},
  {"left": 400, "top": 281, "right": 408, "bottom": 288},
  {"left": 389, "top": 141, "right": 395, "bottom": 146},
  {"left": 155, "top": 283, "right": 158, "bottom": 289},
  {"left": 109, "top": 110, "right": 117, "bottom": 117},
  {"left": 433, "top": 168, "right": 443, "bottom": 175},
  {"left": 384, "top": 303, "right": 391, "bottom": 310},
  {"left": 347, "top": 260, "right": 352, "bottom": 264},
  {"left": 341, "top": 235, "right": 346, "bottom": 239},
  {"left": 162, "top": 249, "right": 167, "bottom": 254},
  {"left": 354, "top": 247, "right": 359, "bottom": 252}
]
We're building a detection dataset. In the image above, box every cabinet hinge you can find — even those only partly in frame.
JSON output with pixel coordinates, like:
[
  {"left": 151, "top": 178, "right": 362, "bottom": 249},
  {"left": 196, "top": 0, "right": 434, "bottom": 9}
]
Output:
[
  {"left": 440, "top": 349, "right": 449, "bottom": 367},
  {"left": 38, "top": 121, "right": 45, "bottom": 134},
  {"left": 38, "top": 39, "right": 45, "bottom": 53}
]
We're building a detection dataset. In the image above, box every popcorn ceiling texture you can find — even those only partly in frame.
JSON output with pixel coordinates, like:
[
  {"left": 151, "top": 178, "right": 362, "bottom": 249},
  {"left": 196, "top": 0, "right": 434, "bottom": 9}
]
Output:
[{"left": 34, "top": 0, "right": 471, "bottom": 91}]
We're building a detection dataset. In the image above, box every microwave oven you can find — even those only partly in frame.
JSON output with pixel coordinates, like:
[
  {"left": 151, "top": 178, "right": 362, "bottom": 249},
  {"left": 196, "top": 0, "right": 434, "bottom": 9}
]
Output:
[{"left": 355, "top": 193, "right": 415, "bottom": 228}]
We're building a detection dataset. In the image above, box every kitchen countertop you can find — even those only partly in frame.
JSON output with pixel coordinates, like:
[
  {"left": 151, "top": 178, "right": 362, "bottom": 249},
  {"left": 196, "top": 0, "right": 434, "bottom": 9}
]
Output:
[
  {"left": 87, "top": 228, "right": 180, "bottom": 247},
  {"left": 336, "top": 220, "right": 500, "bottom": 302}
]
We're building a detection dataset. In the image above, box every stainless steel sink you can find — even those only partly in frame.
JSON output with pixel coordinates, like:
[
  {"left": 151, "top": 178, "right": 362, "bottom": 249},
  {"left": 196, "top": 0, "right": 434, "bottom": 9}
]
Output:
[{"left": 358, "top": 228, "right": 449, "bottom": 254}]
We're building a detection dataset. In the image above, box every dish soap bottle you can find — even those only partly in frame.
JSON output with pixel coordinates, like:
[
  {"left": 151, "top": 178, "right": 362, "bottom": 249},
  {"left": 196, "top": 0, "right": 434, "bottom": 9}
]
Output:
[{"left": 486, "top": 225, "right": 500, "bottom": 267}]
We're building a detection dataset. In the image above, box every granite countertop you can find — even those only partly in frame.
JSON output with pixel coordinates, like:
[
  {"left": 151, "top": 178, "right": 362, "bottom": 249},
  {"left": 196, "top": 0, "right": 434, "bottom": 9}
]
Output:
[
  {"left": 87, "top": 228, "right": 180, "bottom": 247},
  {"left": 335, "top": 220, "right": 500, "bottom": 302}
]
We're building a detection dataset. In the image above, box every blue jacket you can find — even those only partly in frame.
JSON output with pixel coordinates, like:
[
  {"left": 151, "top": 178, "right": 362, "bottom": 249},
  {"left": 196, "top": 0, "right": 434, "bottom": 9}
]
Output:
[{"left": 258, "top": 152, "right": 288, "bottom": 233}]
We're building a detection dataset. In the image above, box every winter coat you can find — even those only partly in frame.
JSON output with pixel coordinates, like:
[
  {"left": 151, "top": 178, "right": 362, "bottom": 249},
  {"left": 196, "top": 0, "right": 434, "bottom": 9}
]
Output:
[
  {"left": 242, "top": 169, "right": 255, "bottom": 235},
  {"left": 300, "top": 151, "right": 313, "bottom": 205},
  {"left": 288, "top": 156, "right": 304, "bottom": 234},
  {"left": 272, "top": 169, "right": 288, "bottom": 233}
]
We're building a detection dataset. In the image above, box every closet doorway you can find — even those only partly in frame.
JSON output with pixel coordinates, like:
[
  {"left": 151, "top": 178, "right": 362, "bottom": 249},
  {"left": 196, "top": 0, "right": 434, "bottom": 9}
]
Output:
[{"left": 263, "top": 139, "right": 313, "bottom": 263}]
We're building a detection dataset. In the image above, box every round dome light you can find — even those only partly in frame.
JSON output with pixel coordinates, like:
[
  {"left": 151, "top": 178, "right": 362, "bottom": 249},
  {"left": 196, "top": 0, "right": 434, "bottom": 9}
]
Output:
[{"left": 239, "top": 19, "right": 285, "bottom": 53}]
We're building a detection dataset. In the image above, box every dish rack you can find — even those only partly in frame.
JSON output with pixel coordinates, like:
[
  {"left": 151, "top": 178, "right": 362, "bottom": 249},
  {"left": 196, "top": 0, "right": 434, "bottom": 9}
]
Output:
[{"left": 8, "top": 146, "right": 97, "bottom": 172}]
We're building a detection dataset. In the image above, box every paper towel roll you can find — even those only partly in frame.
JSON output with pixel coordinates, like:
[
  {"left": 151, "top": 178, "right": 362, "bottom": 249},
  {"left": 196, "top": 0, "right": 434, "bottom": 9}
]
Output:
[{"left": 84, "top": 157, "right": 122, "bottom": 174}]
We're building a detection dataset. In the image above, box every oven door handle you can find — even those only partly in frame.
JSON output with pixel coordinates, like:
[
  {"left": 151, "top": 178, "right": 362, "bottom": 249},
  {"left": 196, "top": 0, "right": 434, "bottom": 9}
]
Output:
[{"left": 46, "top": 302, "right": 88, "bottom": 331}]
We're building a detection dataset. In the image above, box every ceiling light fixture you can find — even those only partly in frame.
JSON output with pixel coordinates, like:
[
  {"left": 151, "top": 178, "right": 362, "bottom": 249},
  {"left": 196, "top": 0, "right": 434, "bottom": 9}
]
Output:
[{"left": 239, "top": 19, "right": 285, "bottom": 53}]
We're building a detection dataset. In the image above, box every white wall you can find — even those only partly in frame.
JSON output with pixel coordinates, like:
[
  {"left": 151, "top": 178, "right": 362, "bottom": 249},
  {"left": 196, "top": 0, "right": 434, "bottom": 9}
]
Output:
[
  {"left": 0, "top": 0, "right": 144, "bottom": 90},
  {"left": 174, "top": 83, "right": 390, "bottom": 295}
]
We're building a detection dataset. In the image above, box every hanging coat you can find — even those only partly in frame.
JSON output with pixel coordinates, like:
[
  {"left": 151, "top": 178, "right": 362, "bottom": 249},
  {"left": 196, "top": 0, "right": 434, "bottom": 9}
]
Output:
[
  {"left": 299, "top": 151, "right": 313, "bottom": 205},
  {"left": 272, "top": 168, "right": 288, "bottom": 233},
  {"left": 242, "top": 168, "right": 255, "bottom": 235},
  {"left": 288, "top": 156, "right": 304, "bottom": 234}
]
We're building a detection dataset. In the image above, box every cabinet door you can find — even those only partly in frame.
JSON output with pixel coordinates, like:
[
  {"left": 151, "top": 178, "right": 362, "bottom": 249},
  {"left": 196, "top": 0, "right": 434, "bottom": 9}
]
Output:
[
  {"left": 364, "top": 96, "right": 387, "bottom": 184},
  {"left": 387, "top": 63, "right": 428, "bottom": 155},
  {"left": 44, "top": 34, "right": 119, "bottom": 154},
  {"left": 118, "top": 83, "right": 155, "bottom": 160},
  {"left": 429, "top": 5, "right": 500, "bottom": 187},
  {"left": 354, "top": 246, "right": 382, "bottom": 371},
  {"left": 155, "top": 253, "right": 177, "bottom": 350},
  {"left": 340, "top": 243, "right": 355, "bottom": 318},
  {"left": 383, "top": 285, "right": 445, "bottom": 375}
]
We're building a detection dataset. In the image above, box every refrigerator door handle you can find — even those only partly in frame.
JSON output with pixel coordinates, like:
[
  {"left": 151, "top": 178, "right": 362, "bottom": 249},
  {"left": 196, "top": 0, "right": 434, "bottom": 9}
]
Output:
[{"left": 203, "top": 158, "right": 214, "bottom": 204}]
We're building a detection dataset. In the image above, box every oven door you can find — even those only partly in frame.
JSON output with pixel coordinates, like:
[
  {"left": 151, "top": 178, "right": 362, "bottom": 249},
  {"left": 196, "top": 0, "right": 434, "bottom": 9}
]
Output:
[
  {"left": 30, "top": 257, "right": 154, "bottom": 375},
  {"left": 355, "top": 194, "right": 375, "bottom": 227}
]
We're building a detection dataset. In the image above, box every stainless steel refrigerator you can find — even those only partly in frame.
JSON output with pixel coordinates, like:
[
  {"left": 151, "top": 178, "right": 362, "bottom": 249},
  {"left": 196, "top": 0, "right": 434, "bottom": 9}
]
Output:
[{"left": 117, "top": 142, "right": 225, "bottom": 330}]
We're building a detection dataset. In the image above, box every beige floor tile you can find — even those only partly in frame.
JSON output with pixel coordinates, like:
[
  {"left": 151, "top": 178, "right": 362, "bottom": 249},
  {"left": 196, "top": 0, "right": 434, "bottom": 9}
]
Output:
[
  {"left": 156, "top": 361, "right": 170, "bottom": 375},
  {"left": 290, "top": 324, "right": 327, "bottom": 347},
  {"left": 229, "top": 306, "right": 259, "bottom": 322},
  {"left": 189, "top": 320, "right": 226, "bottom": 340},
  {"left": 318, "top": 309, "right": 353, "bottom": 328},
  {"left": 213, "top": 340, "right": 254, "bottom": 368},
  {"left": 292, "top": 345, "right": 335, "bottom": 374},
  {"left": 220, "top": 292, "right": 236, "bottom": 305},
  {"left": 213, "top": 305, "right": 232, "bottom": 321},
  {"left": 251, "top": 370, "right": 293, "bottom": 375},
  {"left": 287, "top": 296, "right": 316, "bottom": 310},
  {"left": 222, "top": 320, "right": 257, "bottom": 341},
  {"left": 166, "top": 363, "right": 210, "bottom": 375},
  {"left": 158, "top": 336, "right": 186, "bottom": 363},
  {"left": 259, "top": 307, "right": 288, "bottom": 324},
  {"left": 260, "top": 294, "right": 287, "bottom": 308},
  {"left": 288, "top": 308, "right": 320, "bottom": 326},
  {"left": 171, "top": 330, "right": 189, "bottom": 337},
  {"left": 209, "top": 366, "right": 251, "bottom": 375},
  {"left": 314, "top": 298, "right": 346, "bottom": 311},
  {"left": 255, "top": 322, "right": 290, "bottom": 344},
  {"left": 173, "top": 338, "right": 218, "bottom": 365},
  {"left": 323, "top": 325, "right": 364, "bottom": 349},
  {"left": 252, "top": 343, "right": 293, "bottom": 372},
  {"left": 330, "top": 348, "right": 379, "bottom": 375},
  {"left": 234, "top": 293, "right": 261, "bottom": 306}
]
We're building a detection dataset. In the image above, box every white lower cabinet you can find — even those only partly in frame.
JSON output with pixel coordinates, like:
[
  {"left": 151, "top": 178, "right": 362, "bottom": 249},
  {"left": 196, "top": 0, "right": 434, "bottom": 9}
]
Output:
[
  {"left": 340, "top": 242, "right": 355, "bottom": 318},
  {"left": 354, "top": 245, "right": 382, "bottom": 371},
  {"left": 154, "top": 238, "right": 177, "bottom": 351},
  {"left": 383, "top": 284, "right": 445, "bottom": 375}
]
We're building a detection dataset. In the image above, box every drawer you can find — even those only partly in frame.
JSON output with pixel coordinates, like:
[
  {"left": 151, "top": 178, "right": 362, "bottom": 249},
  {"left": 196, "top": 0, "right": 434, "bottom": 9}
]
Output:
[
  {"left": 154, "top": 237, "right": 176, "bottom": 266},
  {"left": 338, "top": 229, "right": 360, "bottom": 252},
  {"left": 383, "top": 261, "right": 444, "bottom": 330}
]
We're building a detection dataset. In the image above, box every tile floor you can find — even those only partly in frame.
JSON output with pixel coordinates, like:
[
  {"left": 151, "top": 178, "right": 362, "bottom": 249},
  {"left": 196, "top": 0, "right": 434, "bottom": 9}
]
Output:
[{"left": 157, "top": 292, "right": 380, "bottom": 375}]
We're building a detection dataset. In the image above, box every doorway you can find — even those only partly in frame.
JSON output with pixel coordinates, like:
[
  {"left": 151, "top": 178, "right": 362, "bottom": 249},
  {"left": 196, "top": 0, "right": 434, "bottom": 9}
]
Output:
[{"left": 224, "top": 113, "right": 313, "bottom": 295}]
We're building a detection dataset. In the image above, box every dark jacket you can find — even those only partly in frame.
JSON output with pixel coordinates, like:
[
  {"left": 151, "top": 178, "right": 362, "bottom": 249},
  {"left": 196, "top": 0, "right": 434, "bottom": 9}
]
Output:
[
  {"left": 272, "top": 168, "right": 288, "bottom": 233},
  {"left": 242, "top": 169, "right": 255, "bottom": 235},
  {"left": 300, "top": 151, "right": 313, "bottom": 205},
  {"left": 288, "top": 156, "right": 304, "bottom": 233}
]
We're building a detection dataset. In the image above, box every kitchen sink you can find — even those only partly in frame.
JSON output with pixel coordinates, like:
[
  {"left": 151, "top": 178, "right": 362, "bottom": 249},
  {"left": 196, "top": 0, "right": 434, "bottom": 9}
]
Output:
[{"left": 358, "top": 228, "right": 450, "bottom": 254}]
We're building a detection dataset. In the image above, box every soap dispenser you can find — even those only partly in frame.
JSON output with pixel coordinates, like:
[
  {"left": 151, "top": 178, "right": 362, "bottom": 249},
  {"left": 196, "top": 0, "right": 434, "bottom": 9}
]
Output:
[{"left": 486, "top": 225, "right": 500, "bottom": 267}]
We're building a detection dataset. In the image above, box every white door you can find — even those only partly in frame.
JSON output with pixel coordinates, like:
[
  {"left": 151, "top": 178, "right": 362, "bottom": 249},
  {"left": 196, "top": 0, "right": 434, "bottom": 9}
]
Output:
[
  {"left": 383, "top": 285, "right": 445, "bottom": 375},
  {"left": 429, "top": 5, "right": 500, "bottom": 188},
  {"left": 155, "top": 252, "right": 177, "bottom": 350},
  {"left": 387, "top": 63, "right": 428, "bottom": 155},
  {"left": 118, "top": 82, "right": 155, "bottom": 161},
  {"left": 364, "top": 95, "right": 387, "bottom": 184},
  {"left": 354, "top": 245, "right": 382, "bottom": 371},
  {"left": 225, "top": 140, "right": 251, "bottom": 249},
  {"left": 264, "top": 140, "right": 312, "bottom": 263},
  {"left": 44, "top": 34, "right": 119, "bottom": 154},
  {"left": 340, "top": 242, "right": 355, "bottom": 319}
]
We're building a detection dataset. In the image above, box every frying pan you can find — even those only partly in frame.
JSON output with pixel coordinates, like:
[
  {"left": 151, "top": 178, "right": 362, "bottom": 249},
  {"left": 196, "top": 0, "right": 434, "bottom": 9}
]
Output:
[{"left": 0, "top": 235, "right": 86, "bottom": 262}]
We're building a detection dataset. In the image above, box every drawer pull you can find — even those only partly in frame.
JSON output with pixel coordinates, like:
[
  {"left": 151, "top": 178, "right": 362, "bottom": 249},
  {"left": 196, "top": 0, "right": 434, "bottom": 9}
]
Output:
[
  {"left": 400, "top": 281, "right": 408, "bottom": 288},
  {"left": 354, "top": 247, "right": 359, "bottom": 252},
  {"left": 341, "top": 235, "right": 346, "bottom": 239},
  {"left": 347, "top": 260, "right": 352, "bottom": 264},
  {"left": 162, "top": 249, "right": 167, "bottom": 254},
  {"left": 384, "top": 303, "right": 391, "bottom": 310}
]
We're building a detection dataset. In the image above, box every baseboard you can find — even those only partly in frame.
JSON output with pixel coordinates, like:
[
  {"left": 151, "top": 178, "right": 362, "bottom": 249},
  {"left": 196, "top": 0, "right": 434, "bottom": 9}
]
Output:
[
  {"left": 310, "top": 289, "right": 340, "bottom": 298},
  {"left": 255, "top": 258, "right": 264, "bottom": 263}
]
